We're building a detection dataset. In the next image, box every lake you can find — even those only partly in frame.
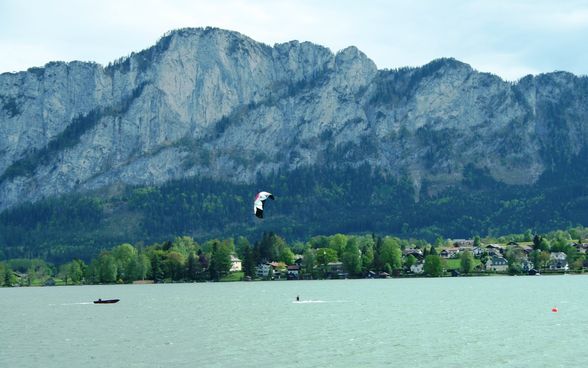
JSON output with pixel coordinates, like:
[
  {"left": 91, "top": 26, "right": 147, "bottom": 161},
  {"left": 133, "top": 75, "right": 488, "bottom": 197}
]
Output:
[{"left": 1, "top": 275, "right": 587, "bottom": 368}]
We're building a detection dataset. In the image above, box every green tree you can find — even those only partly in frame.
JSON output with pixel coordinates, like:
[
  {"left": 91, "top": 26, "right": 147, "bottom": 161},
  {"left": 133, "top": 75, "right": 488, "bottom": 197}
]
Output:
[
  {"left": 404, "top": 254, "right": 417, "bottom": 270},
  {"left": 358, "top": 236, "right": 375, "bottom": 273},
  {"left": 151, "top": 253, "right": 165, "bottom": 282},
  {"left": 523, "top": 229, "right": 533, "bottom": 242},
  {"left": 328, "top": 234, "right": 348, "bottom": 259},
  {"left": 234, "top": 236, "right": 251, "bottom": 259},
  {"left": 166, "top": 251, "right": 186, "bottom": 281},
  {"left": 473, "top": 236, "right": 481, "bottom": 248},
  {"left": 26, "top": 259, "right": 51, "bottom": 284},
  {"left": 342, "top": 238, "right": 362, "bottom": 277},
  {"left": 380, "top": 237, "right": 402, "bottom": 271},
  {"left": 302, "top": 248, "right": 316, "bottom": 279},
  {"left": 111, "top": 243, "right": 137, "bottom": 282},
  {"left": 460, "top": 250, "right": 475, "bottom": 274},
  {"left": 68, "top": 259, "right": 85, "bottom": 284},
  {"left": 538, "top": 251, "right": 551, "bottom": 271},
  {"left": 279, "top": 247, "right": 295, "bottom": 265},
  {"left": 424, "top": 255, "right": 443, "bottom": 277},
  {"left": 506, "top": 246, "right": 524, "bottom": 275},
  {"left": 316, "top": 248, "right": 338, "bottom": 278},
  {"left": 209, "top": 240, "right": 232, "bottom": 281},
  {"left": 241, "top": 245, "right": 256, "bottom": 278},
  {"left": 479, "top": 250, "right": 489, "bottom": 269},
  {"left": 186, "top": 252, "right": 199, "bottom": 281},
  {"left": 98, "top": 252, "right": 118, "bottom": 283},
  {"left": 171, "top": 236, "right": 199, "bottom": 257},
  {"left": 128, "top": 253, "right": 150, "bottom": 281},
  {"left": 571, "top": 254, "right": 585, "bottom": 270},
  {"left": 2, "top": 263, "right": 15, "bottom": 286},
  {"left": 532, "top": 234, "right": 542, "bottom": 250}
]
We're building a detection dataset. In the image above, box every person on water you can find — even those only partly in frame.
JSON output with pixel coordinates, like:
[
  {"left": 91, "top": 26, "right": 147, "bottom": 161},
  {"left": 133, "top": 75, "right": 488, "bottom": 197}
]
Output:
[{"left": 296, "top": 295, "right": 299, "bottom": 301}]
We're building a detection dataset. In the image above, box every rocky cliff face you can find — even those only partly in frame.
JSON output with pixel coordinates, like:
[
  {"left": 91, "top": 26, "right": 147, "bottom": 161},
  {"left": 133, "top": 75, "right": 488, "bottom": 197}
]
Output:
[{"left": 1, "top": 27, "right": 587, "bottom": 211}]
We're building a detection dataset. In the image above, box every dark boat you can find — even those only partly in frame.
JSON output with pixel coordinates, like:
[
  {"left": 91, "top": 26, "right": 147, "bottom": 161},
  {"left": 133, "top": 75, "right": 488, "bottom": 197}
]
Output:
[{"left": 93, "top": 298, "right": 120, "bottom": 304}]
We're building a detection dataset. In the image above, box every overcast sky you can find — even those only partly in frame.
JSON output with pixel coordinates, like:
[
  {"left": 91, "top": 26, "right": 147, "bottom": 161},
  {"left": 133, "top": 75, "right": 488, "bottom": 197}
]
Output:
[{"left": 1, "top": 0, "right": 587, "bottom": 80}]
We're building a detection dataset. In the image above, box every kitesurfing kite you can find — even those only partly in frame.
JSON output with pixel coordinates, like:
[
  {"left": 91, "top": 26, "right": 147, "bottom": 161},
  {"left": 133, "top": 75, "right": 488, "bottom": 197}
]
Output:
[{"left": 253, "top": 191, "right": 274, "bottom": 218}]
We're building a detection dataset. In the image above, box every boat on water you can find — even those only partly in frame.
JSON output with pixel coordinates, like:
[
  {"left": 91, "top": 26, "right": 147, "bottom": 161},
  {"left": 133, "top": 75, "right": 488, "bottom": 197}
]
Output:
[{"left": 93, "top": 298, "right": 120, "bottom": 304}]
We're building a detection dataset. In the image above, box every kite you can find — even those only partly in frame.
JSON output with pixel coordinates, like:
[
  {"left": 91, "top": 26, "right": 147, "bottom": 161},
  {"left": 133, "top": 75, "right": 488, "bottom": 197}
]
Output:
[{"left": 253, "top": 191, "right": 274, "bottom": 218}]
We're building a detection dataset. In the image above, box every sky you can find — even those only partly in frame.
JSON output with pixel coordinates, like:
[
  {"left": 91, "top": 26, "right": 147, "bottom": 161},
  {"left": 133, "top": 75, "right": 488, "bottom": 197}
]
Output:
[{"left": 1, "top": 0, "right": 587, "bottom": 81}]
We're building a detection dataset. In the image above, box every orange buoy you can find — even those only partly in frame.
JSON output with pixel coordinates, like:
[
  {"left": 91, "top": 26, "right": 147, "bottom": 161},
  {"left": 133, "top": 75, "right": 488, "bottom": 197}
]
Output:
[{"left": 551, "top": 307, "right": 558, "bottom": 312}]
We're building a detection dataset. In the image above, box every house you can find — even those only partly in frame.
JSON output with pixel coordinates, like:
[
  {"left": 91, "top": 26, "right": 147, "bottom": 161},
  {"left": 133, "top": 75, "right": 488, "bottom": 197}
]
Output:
[
  {"left": 549, "top": 260, "right": 569, "bottom": 271},
  {"left": 410, "top": 262, "right": 424, "bottom": 274},
  {"left": 511, "top": 244, "right": 533, "bottom": 255},
  {"left": 473, "top": 247, "right": 485, "bottom": 258},
  {"left": 287, "top": 264, "right": 301, "bottom": 280},
  {"left": 548, "top": 253, "right": 569, "bottom": 271},
  {"left": 326, "top": 262, "right": 348, "bottom": 279},
  {"left": 403, "top": 248, "right": 424, "bottom": 260},
  {"left": 439, "top": 248, "right": 460, "bottom": 259},
  {"left": 550, "top": 252, "right": 567, "bottom": 261},
  {"left": 486, "top": 244, "right": 505, "bottom": 256},
  {"left": 486, "top": 256, "right": 508, "bottom": 272},
  {"left": 256, "top": 263, "right": 272, "bottom": 278},
  {"left": 230, "top": 255, "right": 242, "bottom": 272},
  {"left": 571, "top": 243, "right": 588, "bottom": 253},
  {"left": 270, "top": 262, "right": 285, "bottom": 279},
  {"left": 521, "top": 260, "right": 534, "bottom": 273}
]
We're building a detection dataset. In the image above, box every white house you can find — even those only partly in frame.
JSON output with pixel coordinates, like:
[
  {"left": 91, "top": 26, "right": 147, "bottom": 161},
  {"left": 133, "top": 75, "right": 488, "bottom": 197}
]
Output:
[
  {"left": 410, "top": 263, "right": 424, "bottom": 274},
  {"left": 550, "top": 252, "right": 567, "bottom": 261},
  {"left": 549, "top": 253, "right": 569, "bottom": 271},
  {"left": 230, "top": 255, "right": 242, "bottom": 272},
  {"left": 256, "top": 263, "right": 271, "bottom": 278}
]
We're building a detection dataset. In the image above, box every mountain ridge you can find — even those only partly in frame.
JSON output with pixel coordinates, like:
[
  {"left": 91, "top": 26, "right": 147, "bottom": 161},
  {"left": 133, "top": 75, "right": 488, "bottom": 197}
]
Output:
[{"left": 1, "top": 27, "right": 587, "bottom": 260}]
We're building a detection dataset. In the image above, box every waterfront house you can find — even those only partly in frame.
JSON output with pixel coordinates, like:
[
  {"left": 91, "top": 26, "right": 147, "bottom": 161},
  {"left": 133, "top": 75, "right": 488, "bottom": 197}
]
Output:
[
  {"left": 549, "top": 253, "right": 569, "bottom": 271},
  {"left": 521, "top": 260, "right": 534, "bottom": 273},
  {"left": 287, "top": 264, "right": 301, "bottom": 280},
  {"left": 486, "top": 256, "right": 508, "bottom": 272},
  {"left": 410, "top": 262, "right": 424, "bottom": 274},
  {"left": 230, "top": 255, "right": 242, "bottom": 272},
  {"left": 326, "top": 262, "right": 348, "bottom": 279},
  {"left": 549, "top": 260, "right": 569, "bottom": 271},
  {"left": 256, "top": 263, "right": 271, "bottom": 278}
]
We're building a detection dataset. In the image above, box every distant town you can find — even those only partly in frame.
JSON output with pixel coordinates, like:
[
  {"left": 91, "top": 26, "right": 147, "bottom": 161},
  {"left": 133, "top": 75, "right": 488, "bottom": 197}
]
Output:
[{"left": 1, "top": 229, "right": 587, "bottom": 287}]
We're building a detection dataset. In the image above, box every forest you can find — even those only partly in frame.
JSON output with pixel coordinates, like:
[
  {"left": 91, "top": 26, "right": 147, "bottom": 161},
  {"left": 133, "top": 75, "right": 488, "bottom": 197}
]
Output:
[{"left": 1, "top": 159, "right": 588, "bottom": 266}]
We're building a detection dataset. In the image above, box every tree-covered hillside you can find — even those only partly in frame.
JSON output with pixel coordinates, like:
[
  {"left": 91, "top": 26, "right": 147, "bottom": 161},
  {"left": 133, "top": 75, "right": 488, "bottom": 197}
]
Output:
[{"left": 1, "top": 161, "right": 587, "bottom": 264}]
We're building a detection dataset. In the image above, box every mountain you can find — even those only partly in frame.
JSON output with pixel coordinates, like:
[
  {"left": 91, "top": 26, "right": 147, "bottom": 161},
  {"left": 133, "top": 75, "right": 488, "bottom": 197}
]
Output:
[{"left": 1, "top": 27, "right": 587, "bottom": 262}]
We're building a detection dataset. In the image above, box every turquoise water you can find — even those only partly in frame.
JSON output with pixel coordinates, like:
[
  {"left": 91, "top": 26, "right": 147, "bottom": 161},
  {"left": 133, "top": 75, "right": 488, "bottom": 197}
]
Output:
[{"left": 1, "top": 276, "right": 587, "bottom": 368}]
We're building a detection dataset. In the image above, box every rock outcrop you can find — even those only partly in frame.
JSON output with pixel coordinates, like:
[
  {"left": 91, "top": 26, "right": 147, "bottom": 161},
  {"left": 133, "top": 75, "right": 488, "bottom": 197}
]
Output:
[{"left": 1, "top": 27, "right": 587, "bottom": 211}]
